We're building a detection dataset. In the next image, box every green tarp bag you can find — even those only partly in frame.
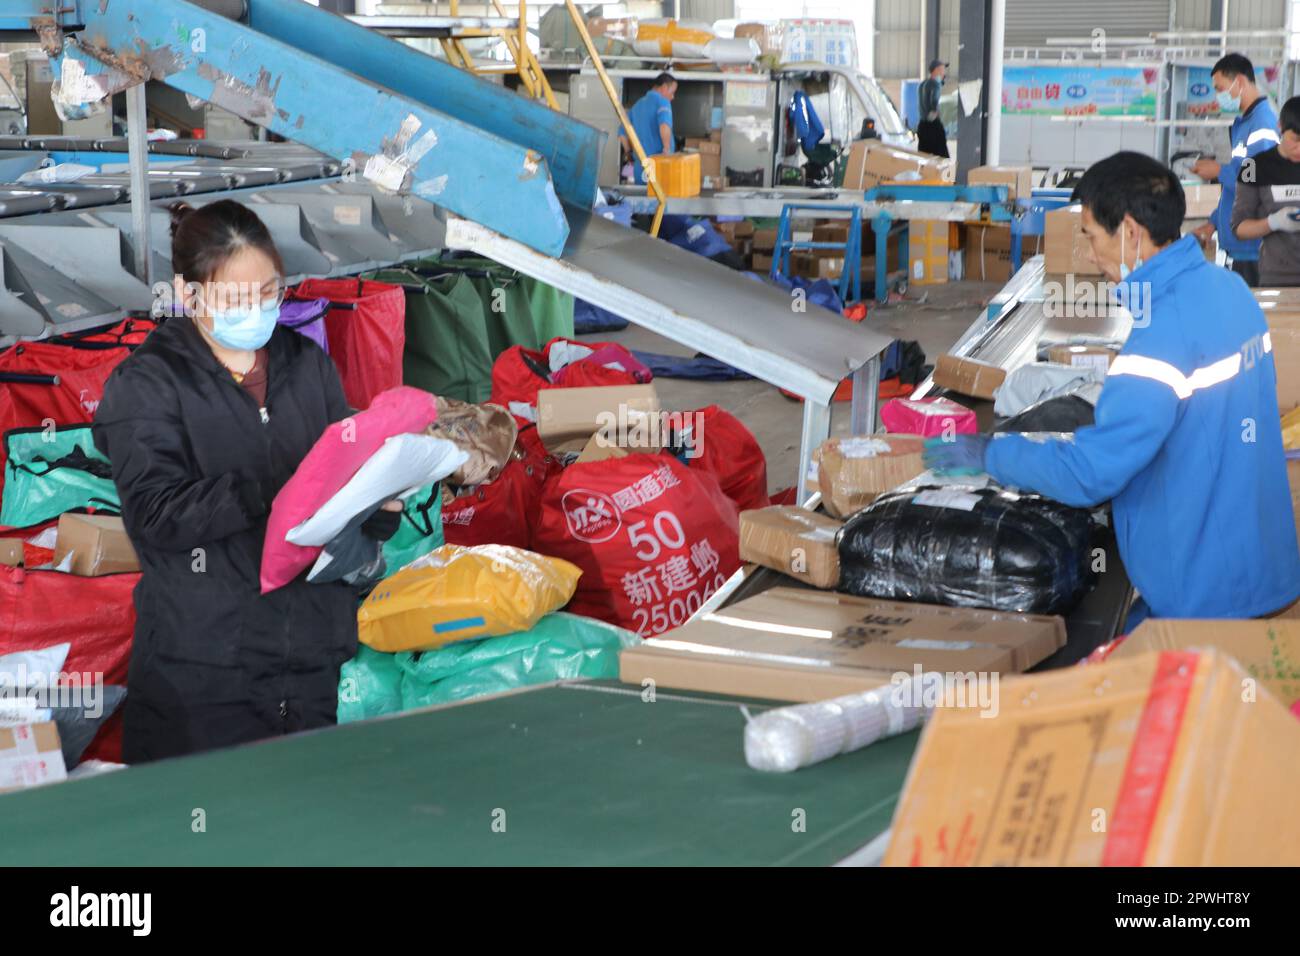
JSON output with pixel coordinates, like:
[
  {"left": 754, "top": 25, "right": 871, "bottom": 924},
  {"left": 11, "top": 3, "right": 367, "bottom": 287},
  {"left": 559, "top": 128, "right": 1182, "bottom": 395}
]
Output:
[
  {"left": 336, "top": 612, "right": 638, "bottom": 722},
  {"left": 367, "top": 267, "right": 494, "bottom": 403},
  {"left": 337, "top": 644, "right": 405, "bottom": 723},
  {"left": 382, "top": 481, "right": 444, "bottom": 574},
  {"left": 397, "top": 612, "right": 638, "bottom": 710},
  {"left": 1, "top": 424, "right": 119, "bottom": 528},
  {"left": 523, "top": 274, "right": 575, "bottom": 345},
  {"left": 427, "top": 254, "right": 574, "bottom": 355}
]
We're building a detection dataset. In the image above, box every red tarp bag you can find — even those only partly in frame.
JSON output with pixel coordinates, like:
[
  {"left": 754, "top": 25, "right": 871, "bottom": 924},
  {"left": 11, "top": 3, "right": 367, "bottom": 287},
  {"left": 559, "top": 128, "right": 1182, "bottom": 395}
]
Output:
[
  {"left": 489, "top": 344, "right": 551, "bottom": 412},
  {"left": 290, "top": 278, "right": 405, "bottom": 411},
  {"left": 490, "top": 338, "right": 646, "bottom": 415},
  {"left": 532, "top": 453, "right": 740, "bottom": 637},
  {"left": 680, "top": 405, "right": 769, "bottom": 513},
  {"left": 0, "top": 566, "right": 138, "bottom": 763},
  {"left": 0, "top": 317, "right": 156, "bottom": 474},
  {"left": 441, "top": 427, "right": 556, "bottom": 548}
]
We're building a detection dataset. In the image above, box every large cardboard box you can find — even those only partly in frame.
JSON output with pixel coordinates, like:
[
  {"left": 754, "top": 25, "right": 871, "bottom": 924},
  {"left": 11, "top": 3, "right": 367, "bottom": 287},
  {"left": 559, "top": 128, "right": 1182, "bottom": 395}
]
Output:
[
  {"left": 537, "top": 384, "right": 661, "bottom": 455},
  {"left": 619, "top": 587, "right": 1067, "bottom": 703},
  {"left": 1098, "top": 618, "right": 1300, "bottom": 708},
  {"left": 1044, "top": 205, "right": 1102, "bottom": 276},
  {"left": 967, "top": 165, "right": 1033, "bottom": 202},
  {"left": 752, "top": 227, "right": 778, "bottom": 252},
  {"left": 932, "top": 354, "right": 1007, "bottom": 400},
  {"left": 0, "top": 721, "right": 67, "bottom": 794},
  {"left": 884, "top": 648, "right": 1300, "bottom": 865},
  {"left": 963, "top": 222, "right": 1013, "bottom": 282},
  {"left": 816, "top": 434, "right": 927, "bottom": 518},
  {"left": 751, "top": 252, "right": 774, "bottom": 272},
  {"left": 843, "top": 141, "right": 955, "bottom": 191},
  {"left": 54, "top": 513, "right": 139, "bottom": 576},
  {"left": 738, "top": 506, "right": 841, "bottom": 588},
  {"left": 685, "top": 138, "right": 721, "bottom": 155},
  {"left": 1182, "top": 182, "right": 1222, "bottom": 219}
]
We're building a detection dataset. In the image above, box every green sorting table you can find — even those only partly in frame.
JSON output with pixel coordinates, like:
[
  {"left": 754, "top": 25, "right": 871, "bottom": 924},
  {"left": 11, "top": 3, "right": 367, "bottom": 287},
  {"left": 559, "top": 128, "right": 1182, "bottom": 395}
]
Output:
[{"left": 0, "top": 681, "right": 917, "bottom": 866}]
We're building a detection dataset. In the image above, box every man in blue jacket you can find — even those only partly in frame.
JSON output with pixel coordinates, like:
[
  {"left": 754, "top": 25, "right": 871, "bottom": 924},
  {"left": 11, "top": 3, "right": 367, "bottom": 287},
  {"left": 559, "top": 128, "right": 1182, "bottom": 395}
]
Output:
[
  {"left": 1192, "top": 53, "right": 1279, "bottom": 287},
  {"left": 621, "top": 72, "right": 677, "bottom": 185},
  {"left": 926, "top": 151, "right": 1300, "bottom": 628}
]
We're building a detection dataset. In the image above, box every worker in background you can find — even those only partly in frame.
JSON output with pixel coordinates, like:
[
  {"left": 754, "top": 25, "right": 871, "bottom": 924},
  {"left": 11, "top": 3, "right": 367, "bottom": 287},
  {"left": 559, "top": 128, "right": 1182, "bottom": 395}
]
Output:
[
  {"left": 924, "top": 152, "right": 1300, "bottom": 629},
  {"left": 1231, "top": 95, "right": 1300, "bottom": 286},
  {"left": 622, "top": 72, "right": 678, "bottom": 185},
  {"left": 93, "top": 200, "right": 401, "bottom": 762},
  {"left": 1191, "top": 53, "right": 1279, "bottom": 287},
  {"left": 916, "top": 59, "right": 949, "bottom": 158}
]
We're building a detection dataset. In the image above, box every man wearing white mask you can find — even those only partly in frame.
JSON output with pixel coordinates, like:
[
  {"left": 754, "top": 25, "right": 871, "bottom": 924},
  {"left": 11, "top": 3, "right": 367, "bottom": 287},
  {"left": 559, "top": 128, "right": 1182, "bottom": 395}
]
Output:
[{"left": 1191, "top": 53, "right": 1279, "bottom": 287}]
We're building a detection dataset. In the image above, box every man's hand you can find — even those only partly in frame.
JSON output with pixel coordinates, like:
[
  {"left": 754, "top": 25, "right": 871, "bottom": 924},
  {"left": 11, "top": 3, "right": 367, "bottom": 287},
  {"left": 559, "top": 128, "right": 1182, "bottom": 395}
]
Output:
[
  {"left": 1267, "top": 207, "right": 1300, "bottom": 233},
  {"left": 1192, "top": 222, "right": 1216, "bottom": 241},
  {"left": 1191, "top": 158, "right": 1221, "bottom": 181},
  {"left": 923, "top": 435, "right": 991, "bottom": 476}
]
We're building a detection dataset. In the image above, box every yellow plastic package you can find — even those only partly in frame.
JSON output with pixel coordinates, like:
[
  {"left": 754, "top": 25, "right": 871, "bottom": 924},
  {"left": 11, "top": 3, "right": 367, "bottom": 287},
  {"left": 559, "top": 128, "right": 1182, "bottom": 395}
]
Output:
[{"left": 358, "top": 544, "right": 582, "bottom": 652}]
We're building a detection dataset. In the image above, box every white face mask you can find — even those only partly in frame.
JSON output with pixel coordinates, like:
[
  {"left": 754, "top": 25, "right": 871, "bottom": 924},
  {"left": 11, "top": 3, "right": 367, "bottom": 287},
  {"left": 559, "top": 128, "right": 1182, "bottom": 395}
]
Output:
[{"left": 1119, "top": 226, "right": 1144, "bottom": 280}]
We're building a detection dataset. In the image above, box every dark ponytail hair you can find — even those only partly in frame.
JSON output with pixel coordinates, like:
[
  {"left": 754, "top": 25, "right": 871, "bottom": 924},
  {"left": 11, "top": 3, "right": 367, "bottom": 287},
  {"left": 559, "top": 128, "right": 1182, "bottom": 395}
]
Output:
[{"left": 169, "top": 199, "right": 285, "bottom": 285}]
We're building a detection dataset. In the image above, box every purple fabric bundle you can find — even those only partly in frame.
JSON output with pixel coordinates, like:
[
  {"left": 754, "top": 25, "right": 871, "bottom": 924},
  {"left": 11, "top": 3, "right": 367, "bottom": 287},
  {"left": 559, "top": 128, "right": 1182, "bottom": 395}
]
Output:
[{"left": 279, "top": 297, "right": 330, "bottom": 353}]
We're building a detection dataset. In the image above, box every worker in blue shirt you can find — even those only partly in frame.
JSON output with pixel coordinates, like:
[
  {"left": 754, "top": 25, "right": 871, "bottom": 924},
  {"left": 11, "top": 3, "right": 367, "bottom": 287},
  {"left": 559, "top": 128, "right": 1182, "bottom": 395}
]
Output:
[
  {"left": 926, "top": 151, "right": 1300, "bottom": 629},
  {"left": 621, "top": 72, "right": 677, "bottom": 185},
  {"left": 1192, "top": 53, "right": 1280, "bottom": 288}
]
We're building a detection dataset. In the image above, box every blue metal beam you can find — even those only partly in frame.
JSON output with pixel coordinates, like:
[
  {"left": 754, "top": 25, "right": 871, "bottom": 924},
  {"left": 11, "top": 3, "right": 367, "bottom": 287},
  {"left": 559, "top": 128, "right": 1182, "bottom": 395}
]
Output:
[
  {"left": 49, "top": 0, "right": 572, "bottom": 255},
  {"left": 244, "top": 0, "right": 604, "bottom": 212}
]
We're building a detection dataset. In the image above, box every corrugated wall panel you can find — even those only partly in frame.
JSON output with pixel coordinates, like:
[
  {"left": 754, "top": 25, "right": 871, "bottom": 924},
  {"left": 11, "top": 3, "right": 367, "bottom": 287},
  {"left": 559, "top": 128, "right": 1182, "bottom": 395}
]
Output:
[
  {"left": 874, "top": 0, "right": 922, "bottom": 79},
  {"left": 1229, "top": 0, "right": 1287, "bottom": 30},
  {"left": 1004, "top": 0, "right": 1171, "bottom": 46},
  {"left": 681, "top": 0, "right": 736, "bottom": 23}
]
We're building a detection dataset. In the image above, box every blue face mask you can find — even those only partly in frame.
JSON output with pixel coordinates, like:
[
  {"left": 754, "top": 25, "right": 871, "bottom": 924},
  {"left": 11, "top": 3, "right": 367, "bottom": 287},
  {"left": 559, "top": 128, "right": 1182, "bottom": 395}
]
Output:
[
  {"left": 1119, "top": 230, "right": 1143, "bottom": 281},
  {"left": 1216, "top": 79, "right": 1241, "bottom": 113},
  {"left": 208, "top": 300, "right": 280, "bottom": 351}
]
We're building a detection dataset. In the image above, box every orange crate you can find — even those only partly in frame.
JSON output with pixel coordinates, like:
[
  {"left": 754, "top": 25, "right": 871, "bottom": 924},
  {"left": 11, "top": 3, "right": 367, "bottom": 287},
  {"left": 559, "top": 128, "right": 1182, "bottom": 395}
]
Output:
[{"left": 646, "top": 152, "right": 701, "bottom": 197}]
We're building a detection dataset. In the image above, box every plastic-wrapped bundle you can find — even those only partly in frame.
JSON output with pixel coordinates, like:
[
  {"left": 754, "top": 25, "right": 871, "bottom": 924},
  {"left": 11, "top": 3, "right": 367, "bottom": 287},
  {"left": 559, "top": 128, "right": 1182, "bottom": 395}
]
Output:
[
  {"left": 994, "top": 389, "right": 1099, "bottom": 434},
  {"left": 744, "top": 677, "right": 929, "bottom": 773},
  {"left": 838, "top": 485, "right": 1093, "bottom": 614}
]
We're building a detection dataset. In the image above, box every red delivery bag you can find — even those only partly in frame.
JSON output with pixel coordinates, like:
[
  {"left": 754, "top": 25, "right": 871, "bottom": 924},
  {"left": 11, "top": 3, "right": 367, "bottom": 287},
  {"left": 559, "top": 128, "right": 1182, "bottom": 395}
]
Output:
[
  {"left": 290, "top": 278, "right": 405, "bottom": 410},
  {"left": 0, "top": 566, "right": 138, "bottom": 763},
  {"left": 0, "top": 318, "right": 156, "bottom": 473},
  {"left": 532, "top": 453, "right": 741, "bottom": 637},
  {"left": 490, "top": 344, "right": 551, "bottom": 412},
  {"left": 680, "top": 405, "right": 769, "bottom": 513},
  {"left": 441, "top": 426, "right": 557, "bottom": 548}
]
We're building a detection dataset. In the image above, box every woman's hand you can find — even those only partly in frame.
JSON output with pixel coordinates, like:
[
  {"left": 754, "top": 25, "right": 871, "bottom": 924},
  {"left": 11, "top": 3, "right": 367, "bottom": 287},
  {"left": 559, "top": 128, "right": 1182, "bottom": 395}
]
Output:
[{"left": 380, "top": 499, "right": 403, "bottom": 512}]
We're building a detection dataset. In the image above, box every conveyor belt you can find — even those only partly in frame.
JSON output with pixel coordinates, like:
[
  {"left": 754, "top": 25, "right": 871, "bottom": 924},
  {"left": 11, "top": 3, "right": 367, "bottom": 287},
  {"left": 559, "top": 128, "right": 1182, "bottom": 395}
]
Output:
[{"left": 0, "top": 682, "right": 916, "bottom": 866}]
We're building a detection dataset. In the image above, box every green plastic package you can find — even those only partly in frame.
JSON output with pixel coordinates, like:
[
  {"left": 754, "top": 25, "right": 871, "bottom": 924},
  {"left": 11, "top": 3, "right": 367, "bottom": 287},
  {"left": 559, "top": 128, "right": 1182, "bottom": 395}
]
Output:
[
  {"left": 337, "top": 644, "right": 405, "bottom": 723},
  {"left": 1, "top": 424, "right": 120, "bottom": 527},
  {"left": 336, "top": 612, "right": 639, "bottom": 723},
  {"left": 382, "top": 481, "right": 444, "bottom": 574}
]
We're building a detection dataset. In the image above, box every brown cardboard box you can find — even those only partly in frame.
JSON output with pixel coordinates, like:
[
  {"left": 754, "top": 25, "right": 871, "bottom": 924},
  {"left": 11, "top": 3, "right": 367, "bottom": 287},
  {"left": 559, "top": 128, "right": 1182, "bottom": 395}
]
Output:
[
  {"left": 1047, "top": 344, "right": 1119, "bottom": 371},
  {"left": 54, "top": 513, "right": 139, "bottom": 576},
  {"left": 967, "top": 165, "right": 1033, "bottom": 202},
  {"left": 685, "top": 138, "right": 721, "bottom": 155},
  {"left": 619, "top": 587, "right": 1067, "bottom": 703},
  {"left": 699, "top": 151, "right": 721, "bottom": 184},
  {"left": 963, "top": 222, "right": 1013, "bottom": 282},
  {"left": 1101, "top": 618, "right": 1300, "bottom": 708},
  {"left": 537, "top": 384, "right": 661, "bottom": 455},
  {"left": 932, "top": 354, "right": 1007, "bottom": 400},
  {"left": 0, "top": 721, "right": 67, "bottom": 794},
  {"left": 735, "top": 22, "right": 783, "bottom": 58},
  {"left": 884, "top": 648, "right": 1300, "bottom": 866},
  {"left": 813, "top": 221, "right": 850, "bottom": 243},
  {"left": 909, "top": 219, "right": 949, "bottom": 285},
  {"left": 575, "top": 428, "right": 633, "bottom": 464},
  {"left": 1044, "top": 205, "right": 1102, "bottom": 276},
  {"left": 752, "top": 227, "right": 778, "bottom": 252},
  {"left": 738, "top": 506, "right": 842, "bottom": 588},
  {"left": 752, "top": 252, "right": 774, "bottom": 272},
  {"left": 1183, "top": 182, "right": 1222, "bottom": 219},
  {"left": 1254, "top": 299, "right": 1300, "bottom": 412},
  {"left": 816, "top": 434, "right": 927, "bottom": 518},
  {"left": 843, "top": 141, "right": 955, "bottom": 191},
  {"left": 0, "top": 538, "right": 23, "bottom": 567}
]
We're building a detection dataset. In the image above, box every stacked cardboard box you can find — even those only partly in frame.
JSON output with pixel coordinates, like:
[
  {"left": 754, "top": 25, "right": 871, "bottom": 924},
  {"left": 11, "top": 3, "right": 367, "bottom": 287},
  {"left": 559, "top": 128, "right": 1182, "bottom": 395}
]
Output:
[
  {"left": 963, "top": 221, "right": 1014, "bottom": 282},
  {"left": 843, "top": 141, "right": 956, "bottom": 191},
  {"left": 1253, "top": 291, "right": 1300, "bottom": 413},
  {"left": 909, "top": 219, "right": 949, "bottom": 285},
  {"left": 739, "top": 507, "right": 841, "bottom": 588},
  {"left": 816, "top": 434, "right": 926, "bottom": 518},
  {"left": 1183, "top": 183, "right": 1222, "bottom": 220},
  {"left": 967, "top": 165, "right": 1033, "bottom": 202},
  {"left": 619, "top": 587, "right": 1066, "bottom": 702},
  {"left": 1044, "top": 205, "right": 1102, "bottom": 276},
  {"left": 685, "top": 137, "right": 722, "bottom": 186},
  {"left": 932, "top": 354, "right": 1007, "bottom": 400}
]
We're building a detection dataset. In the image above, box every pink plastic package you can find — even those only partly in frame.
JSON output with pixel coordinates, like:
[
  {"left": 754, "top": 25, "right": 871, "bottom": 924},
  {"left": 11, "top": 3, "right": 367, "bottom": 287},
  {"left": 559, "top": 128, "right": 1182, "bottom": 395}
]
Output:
[
  {"left": 260, "top": 386, "right": 439, "bottom": 593},
  {"left": 879, "top": 396, "right": 977, "bottom": 438}
]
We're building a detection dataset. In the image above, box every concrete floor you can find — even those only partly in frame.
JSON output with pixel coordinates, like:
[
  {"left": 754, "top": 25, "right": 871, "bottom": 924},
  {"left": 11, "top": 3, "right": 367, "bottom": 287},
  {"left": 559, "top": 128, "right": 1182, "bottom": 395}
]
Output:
[{"left": 592, "top": 279, "right": 1004, "bottom": 493}]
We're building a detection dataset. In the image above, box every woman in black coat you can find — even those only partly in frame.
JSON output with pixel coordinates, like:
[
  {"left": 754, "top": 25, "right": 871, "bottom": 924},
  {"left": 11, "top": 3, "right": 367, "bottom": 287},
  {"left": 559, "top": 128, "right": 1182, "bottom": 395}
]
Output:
[{"left": 93, "top": 200, "right": 397, "bottom": 763}]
